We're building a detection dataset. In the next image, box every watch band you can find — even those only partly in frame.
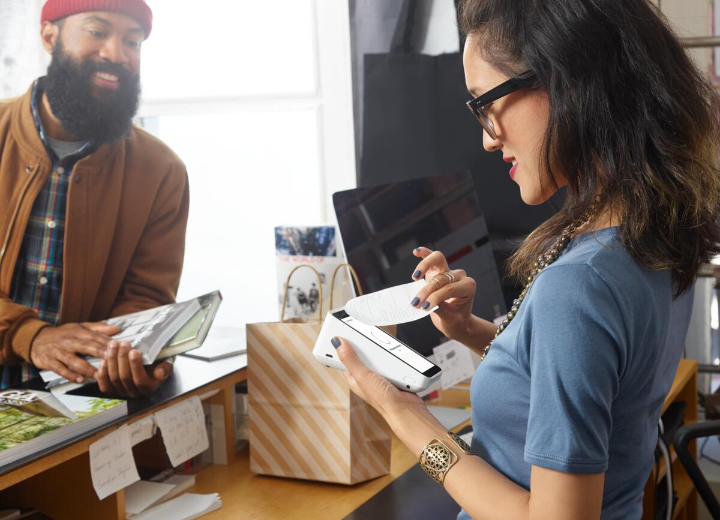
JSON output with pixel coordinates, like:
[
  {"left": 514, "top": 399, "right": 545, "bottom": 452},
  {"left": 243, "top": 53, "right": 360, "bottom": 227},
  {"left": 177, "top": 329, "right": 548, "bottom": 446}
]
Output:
[
  {"left": 419, "top": 439, "right": 458, "bottom": 485},
  {"left": 446, "top": 431, "right": 474, "bottom": 455}
]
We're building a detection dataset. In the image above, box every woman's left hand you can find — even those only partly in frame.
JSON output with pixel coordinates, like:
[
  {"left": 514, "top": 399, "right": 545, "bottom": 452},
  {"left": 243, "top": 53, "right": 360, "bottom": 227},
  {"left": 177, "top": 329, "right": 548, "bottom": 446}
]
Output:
[{"left": 332, "top": 336, "right": 427, "bottom": 425}]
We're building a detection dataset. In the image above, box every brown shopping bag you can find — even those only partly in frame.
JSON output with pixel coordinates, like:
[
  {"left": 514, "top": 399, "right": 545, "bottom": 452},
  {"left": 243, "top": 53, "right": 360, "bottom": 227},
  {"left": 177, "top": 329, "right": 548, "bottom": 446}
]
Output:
[{"left": 247, "top": 264, "right": 392, "bottom": 484}]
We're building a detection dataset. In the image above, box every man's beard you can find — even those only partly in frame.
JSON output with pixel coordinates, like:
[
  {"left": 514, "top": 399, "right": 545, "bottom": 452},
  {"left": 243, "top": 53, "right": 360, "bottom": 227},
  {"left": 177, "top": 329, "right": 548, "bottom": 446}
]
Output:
[{"left": 44, "top": 43, "right": 141, "bottom": 144}]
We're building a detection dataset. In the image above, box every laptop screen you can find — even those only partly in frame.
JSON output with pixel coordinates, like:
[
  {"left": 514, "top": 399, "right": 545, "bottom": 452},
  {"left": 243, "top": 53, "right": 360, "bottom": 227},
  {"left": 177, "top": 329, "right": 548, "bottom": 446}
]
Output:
[{"left": 333, "top": 171, "right": 507, "bottom": 356}]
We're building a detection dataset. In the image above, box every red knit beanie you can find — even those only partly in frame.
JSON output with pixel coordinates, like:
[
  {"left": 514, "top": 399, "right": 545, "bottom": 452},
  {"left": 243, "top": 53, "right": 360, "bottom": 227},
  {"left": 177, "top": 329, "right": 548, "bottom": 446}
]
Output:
[{"left": 41, "top": 0, "right": 153, "bottom": 39}]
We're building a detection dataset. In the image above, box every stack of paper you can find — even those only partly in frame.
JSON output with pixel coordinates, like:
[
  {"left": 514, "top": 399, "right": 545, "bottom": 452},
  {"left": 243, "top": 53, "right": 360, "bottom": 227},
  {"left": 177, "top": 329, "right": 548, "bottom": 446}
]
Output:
[
  {"left": 127, "top": 493, "right": 221, "bottom": 520},
  {"left": 125, "top": 475, "right": 196, "bottom": 516}
]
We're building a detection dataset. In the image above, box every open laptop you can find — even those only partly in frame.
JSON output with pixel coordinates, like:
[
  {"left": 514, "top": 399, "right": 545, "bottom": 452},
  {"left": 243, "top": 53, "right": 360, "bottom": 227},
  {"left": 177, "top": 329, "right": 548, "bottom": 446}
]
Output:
[{"left": 332, "top": 171, "right": 507, "bottom": 356}]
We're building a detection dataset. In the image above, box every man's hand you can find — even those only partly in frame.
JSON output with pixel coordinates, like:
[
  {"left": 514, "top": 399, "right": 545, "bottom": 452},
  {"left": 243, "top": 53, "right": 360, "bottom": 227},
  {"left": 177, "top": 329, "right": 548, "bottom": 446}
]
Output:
[
  {"left": 96, "top": 342, "right": 173, "bottom": 397},
  {"left": 30, "top": 322, "right": 119, "bottom": 384}
]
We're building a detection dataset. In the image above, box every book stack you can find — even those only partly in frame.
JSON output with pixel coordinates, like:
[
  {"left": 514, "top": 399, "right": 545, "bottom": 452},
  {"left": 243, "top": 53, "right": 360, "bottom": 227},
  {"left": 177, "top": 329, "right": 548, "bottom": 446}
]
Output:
[{"left": 0, "top": 389, "right": 127, "bottom": 468}]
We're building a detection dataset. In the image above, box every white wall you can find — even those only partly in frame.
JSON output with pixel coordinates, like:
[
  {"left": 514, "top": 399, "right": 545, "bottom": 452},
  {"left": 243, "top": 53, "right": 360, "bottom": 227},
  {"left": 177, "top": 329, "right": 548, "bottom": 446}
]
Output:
[{"left": 0, "top": 0, "right": 47, "bottom": 98}]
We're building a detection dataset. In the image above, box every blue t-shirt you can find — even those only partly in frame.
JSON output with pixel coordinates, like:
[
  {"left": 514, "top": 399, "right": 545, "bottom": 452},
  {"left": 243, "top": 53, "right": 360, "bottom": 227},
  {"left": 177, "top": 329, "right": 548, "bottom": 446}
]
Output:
[{"left": 458, "top": 227, "right": 693, "bottom": 520}]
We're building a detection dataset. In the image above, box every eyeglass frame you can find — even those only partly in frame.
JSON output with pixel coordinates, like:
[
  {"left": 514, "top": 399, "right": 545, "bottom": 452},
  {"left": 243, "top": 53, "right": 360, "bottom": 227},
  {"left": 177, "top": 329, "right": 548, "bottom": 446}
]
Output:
[{"left": 466, "top": 70, "right": 538, "bottom": 140}]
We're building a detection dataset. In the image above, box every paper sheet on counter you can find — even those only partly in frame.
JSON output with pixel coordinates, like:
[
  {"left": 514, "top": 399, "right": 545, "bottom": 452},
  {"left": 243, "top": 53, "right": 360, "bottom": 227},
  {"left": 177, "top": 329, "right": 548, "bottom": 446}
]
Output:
[
  {"left": 90, "top": 425, "right": 140, "bottom": 500},
  {"left": 125, "top": 481, "right": 176, "bottom": 516},
  {"left": 344, "top": 280, "right": 438, "bottom": 326},
  {"left": 433, "top": 340, "right": 475, "bottom": 390},
  {"left": 128, "top": 493, "right": 221, "bottom": 520}
]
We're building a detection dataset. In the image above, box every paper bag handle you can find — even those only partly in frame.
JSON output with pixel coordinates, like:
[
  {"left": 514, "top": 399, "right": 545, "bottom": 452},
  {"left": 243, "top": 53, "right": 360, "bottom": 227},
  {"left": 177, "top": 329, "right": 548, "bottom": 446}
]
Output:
[
  {"left": 329, "top": 263, "right": 364, "bottom": 310},
  {"left": 280, "top": 264, "right": 324, "bottom": 323}
]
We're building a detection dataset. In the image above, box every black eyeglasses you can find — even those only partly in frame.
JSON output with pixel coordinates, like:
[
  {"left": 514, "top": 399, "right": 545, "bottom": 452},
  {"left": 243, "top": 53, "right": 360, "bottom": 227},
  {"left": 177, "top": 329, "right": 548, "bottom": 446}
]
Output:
[{"left": 466, "top": 70, "right": 538, "bottom": 140}]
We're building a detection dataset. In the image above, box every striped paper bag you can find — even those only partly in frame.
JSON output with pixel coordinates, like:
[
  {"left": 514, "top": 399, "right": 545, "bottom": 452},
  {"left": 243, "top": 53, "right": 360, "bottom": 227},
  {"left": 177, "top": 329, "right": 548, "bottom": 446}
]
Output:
[{"left": 247, "top": 264, "right": 392, "bottom": 484}]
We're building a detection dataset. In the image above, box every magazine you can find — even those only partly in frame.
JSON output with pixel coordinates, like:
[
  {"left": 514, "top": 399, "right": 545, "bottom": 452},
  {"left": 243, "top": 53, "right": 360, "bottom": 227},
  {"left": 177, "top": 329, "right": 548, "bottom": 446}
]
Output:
[
  {"left": 0, "top": 389, "right": 126, "bottom": 468},
  {"left": 106, "top": 298, "right": 201, "bottom": 364},
  {"left": 39, "top": 292, "right": 220, "bottom": 393},
  {"left": 275, "top": 226, "right": 354, "bottom": 320},
  {"left": 160, "top": 291, "right": 222, "bottom": 359}
]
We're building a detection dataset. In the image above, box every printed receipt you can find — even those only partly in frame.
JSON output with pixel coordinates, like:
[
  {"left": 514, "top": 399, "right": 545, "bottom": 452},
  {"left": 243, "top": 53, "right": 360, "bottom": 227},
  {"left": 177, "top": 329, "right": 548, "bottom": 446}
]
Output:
[
  {"left": 155, "top": 396, "right": 209, "bottom": 467},
  {"left": 90, "top": 424, "right": 140, "bottom": 500},
  {"left": 344, "top": 280, "right": 439, "bottom": 326}
]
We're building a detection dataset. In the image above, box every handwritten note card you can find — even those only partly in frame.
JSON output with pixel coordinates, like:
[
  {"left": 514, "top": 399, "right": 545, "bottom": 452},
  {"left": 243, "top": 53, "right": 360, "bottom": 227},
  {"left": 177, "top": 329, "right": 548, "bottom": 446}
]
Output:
[
  {"left": 155, "top": 396, "right": 209, "bottom": 467},
  {"left": 129, "top": 416, "right": 157, "bottom": 447},
  {"left": 90, "top": 425, "right": 140, "bottom": 500}
]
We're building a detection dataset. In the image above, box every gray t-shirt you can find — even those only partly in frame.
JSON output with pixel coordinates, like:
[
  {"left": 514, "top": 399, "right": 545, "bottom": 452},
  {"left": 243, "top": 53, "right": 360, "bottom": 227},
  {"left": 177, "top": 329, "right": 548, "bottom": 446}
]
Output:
[
  {"left": 47, "top": 136, "right": 87, "bottom": 161},
  {"left": 459, "top": 227, "right": 693, "bottom": 520}
]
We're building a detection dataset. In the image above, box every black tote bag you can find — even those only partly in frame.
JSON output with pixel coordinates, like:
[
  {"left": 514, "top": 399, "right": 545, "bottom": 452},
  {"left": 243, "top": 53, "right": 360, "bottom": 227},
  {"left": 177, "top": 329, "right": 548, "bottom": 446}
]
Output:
[{"left": 360, "top": 0, "right": 561, "bottom": 238}]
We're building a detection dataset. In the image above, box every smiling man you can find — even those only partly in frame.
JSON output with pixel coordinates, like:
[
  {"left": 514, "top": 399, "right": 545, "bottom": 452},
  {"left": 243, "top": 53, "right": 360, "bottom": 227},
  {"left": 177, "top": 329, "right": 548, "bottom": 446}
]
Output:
[{"left": 0, "top": 0, "right": 189, "bottom": 397}]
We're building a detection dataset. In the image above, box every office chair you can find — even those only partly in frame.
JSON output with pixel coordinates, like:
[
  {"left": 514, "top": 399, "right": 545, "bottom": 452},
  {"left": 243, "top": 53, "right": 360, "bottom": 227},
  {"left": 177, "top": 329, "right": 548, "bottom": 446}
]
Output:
[{"left": 673, "top": 420, "right": 720, "bottom": 518}]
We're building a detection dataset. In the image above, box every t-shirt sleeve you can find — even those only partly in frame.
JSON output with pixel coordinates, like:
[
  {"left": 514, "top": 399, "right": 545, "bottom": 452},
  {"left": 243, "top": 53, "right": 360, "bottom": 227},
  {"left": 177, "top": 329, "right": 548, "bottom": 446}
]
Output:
[{"left": 522, "top": 264, "right": 627, "bottom": 474}]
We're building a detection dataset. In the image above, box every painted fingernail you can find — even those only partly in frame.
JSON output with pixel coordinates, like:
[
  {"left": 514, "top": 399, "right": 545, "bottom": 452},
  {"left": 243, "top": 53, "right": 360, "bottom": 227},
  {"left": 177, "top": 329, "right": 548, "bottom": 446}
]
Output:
[
  {"left": 411, "top": 297, "right": 420, "bottom": 306},
  {"left": 331, "top": 337, "right": 341, "bottom": 349},
  {"left": 421, "top": 301, "right": 430, "bottom": 310},
  {"left": 413, "top": 270, "right": 421, "bottom": 279},
  {"left": 414, "top": 248, "right": 420, "bottom": 252}
]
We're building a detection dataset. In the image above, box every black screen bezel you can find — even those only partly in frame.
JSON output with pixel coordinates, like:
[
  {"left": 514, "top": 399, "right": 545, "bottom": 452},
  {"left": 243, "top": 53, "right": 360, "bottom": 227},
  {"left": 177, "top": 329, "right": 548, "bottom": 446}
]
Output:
[{"left": 333, "top": 310, "right": 441, "bottom": 378}]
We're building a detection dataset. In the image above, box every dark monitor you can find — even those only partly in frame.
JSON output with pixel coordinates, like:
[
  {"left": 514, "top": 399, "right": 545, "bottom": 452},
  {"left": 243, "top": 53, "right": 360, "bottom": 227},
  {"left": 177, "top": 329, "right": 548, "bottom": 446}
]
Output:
[{"left": 333, "top": 171, "right": 507, "bottom": 356}]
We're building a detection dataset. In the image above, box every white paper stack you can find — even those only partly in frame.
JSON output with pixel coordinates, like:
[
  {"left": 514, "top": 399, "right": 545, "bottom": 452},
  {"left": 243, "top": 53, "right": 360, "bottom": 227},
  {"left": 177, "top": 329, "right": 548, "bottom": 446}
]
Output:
[
  {"left": 128, "top": 493, "right": 221, "bottom": 520},
  {"left": 126, "top": 474, "right": 197, "bottom": 516}
]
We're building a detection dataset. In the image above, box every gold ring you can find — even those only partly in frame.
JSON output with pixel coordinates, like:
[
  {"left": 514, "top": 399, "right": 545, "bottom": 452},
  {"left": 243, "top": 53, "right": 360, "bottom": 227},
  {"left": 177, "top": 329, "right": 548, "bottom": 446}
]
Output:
[
  {"left": 440, "top": 272, "right": 454, "bottom": 284},
  {"left": 431, "top": 276, "right": 442, "bottom": 288}
]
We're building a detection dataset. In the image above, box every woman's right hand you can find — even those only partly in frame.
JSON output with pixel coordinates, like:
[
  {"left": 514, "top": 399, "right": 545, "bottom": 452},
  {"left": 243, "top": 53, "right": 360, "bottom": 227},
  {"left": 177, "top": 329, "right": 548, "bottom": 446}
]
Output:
[{"left": 409, "top": 247, "right": 477, "bottom": 342}]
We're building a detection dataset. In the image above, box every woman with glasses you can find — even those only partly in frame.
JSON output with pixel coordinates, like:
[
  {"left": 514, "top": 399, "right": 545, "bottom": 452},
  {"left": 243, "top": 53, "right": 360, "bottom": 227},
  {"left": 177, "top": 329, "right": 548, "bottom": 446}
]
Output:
[{"left": 331, "top": 0, "right": 720, "bottom": 518}]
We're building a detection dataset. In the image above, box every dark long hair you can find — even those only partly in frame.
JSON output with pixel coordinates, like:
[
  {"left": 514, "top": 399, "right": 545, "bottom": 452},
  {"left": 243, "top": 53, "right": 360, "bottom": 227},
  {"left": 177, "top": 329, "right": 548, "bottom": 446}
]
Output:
[{"left": 459, "top": 0, "right": 720, "bottom": 296}]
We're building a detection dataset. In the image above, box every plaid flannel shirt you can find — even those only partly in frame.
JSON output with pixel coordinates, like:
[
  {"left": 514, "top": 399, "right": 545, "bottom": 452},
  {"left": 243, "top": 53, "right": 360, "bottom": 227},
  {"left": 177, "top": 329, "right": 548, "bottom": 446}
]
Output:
[{"left": 0, "top": 79, "right": 94, "bottom": 388}]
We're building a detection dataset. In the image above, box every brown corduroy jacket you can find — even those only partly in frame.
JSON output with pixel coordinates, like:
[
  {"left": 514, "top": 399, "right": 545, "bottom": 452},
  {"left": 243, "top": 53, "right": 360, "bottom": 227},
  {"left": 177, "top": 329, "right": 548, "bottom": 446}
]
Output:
[{"left": 0, "top": 84, "right": 189, "bottom": 365}]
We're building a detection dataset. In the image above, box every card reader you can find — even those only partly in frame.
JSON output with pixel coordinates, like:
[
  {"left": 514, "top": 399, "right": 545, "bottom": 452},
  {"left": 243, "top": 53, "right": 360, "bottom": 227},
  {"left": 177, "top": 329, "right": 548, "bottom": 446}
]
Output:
[{"left": 313, "top": 308, "right": 442, "bottom": 393}]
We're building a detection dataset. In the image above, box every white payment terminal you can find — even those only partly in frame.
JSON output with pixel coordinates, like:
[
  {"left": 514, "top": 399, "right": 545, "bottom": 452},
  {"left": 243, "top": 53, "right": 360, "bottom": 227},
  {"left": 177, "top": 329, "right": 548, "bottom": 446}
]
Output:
[{"left": 313, "top": 308, "right": 442, "bottom": 393}]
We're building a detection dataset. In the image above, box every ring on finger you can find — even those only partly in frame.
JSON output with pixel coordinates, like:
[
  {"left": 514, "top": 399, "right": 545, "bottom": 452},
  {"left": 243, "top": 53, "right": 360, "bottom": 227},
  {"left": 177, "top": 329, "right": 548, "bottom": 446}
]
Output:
[
  {"left": 439, "top": 271, "right": 455, "bottom": 284},
  {"left": 431, "top": 276, "right": 443, "bottom": 289}
]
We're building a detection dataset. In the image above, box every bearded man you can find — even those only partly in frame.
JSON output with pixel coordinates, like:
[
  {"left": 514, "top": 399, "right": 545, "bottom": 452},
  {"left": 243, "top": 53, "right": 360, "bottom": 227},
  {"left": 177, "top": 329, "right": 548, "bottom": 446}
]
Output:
[{"left": 0, "top": 0, "right": 189, "bottom": 397}]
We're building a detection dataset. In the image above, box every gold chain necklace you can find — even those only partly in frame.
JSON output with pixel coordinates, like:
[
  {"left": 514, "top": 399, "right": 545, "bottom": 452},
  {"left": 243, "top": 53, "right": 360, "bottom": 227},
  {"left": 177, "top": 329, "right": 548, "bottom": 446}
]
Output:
[{"left": 480, "top": 196, "right": 603, "bottom": 361}]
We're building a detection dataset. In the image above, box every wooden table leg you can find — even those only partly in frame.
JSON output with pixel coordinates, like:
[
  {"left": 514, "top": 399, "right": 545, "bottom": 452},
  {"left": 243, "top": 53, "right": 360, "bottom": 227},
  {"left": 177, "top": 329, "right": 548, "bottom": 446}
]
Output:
[{"left": 209, "top": 385, "right": 236, "bottom": 465}]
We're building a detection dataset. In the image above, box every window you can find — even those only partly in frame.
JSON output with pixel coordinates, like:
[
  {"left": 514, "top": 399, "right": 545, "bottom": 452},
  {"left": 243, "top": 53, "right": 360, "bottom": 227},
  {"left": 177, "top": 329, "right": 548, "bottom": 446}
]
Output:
[
  {"left": 140, "top": 0, "right": 356, "bottom": 327},
  {"left": 0, "top": 1, "right": 46, "bottom": 98}
]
